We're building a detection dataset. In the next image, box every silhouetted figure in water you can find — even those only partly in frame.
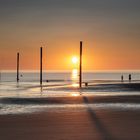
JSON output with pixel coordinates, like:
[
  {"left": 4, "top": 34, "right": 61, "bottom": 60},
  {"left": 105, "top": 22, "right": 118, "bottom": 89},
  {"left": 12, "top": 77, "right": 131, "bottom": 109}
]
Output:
[
  {"left": 121, "top": 75, "right": 124, "bottom": 82},
  {"left": 129, "top": 74, "right": 131, "bottom": 82}
]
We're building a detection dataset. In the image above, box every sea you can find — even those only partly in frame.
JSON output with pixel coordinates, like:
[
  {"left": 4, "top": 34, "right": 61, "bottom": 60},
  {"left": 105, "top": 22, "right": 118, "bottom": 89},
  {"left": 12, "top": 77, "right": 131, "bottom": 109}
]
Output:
[
  {"left": 0, "top": 70, "right": 140, "bottom": 115},
  {"left": 1, "top": 70, "right": 140, "bottom": 82}
]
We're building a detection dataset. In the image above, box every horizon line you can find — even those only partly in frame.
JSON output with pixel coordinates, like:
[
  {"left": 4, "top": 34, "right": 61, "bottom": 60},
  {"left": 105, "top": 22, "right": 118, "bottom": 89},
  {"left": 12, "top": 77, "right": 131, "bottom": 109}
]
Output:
[{"left": 1, "top": 69, "right": 140, "bottom": 73}]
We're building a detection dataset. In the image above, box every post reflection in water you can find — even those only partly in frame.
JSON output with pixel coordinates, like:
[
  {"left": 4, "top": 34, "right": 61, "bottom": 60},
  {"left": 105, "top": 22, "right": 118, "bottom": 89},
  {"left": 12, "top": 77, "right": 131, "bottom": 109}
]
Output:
[{"left": 71, "top": 69, "right": 79, "bottom": 87}]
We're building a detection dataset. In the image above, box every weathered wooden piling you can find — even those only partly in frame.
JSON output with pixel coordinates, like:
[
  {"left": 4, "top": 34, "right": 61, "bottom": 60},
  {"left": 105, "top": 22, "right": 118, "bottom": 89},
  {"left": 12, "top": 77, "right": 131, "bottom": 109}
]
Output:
[
  {"left": 0, "top": 71, "right": 1, "bottom": 82},
  {"left": 79, "top": 41, "right": 83, "bottom": 88},
  {"left": 17, "top": 52, "right": 19, "bottom": 82},
  {"left": 40, "top": 47, "right": 43, "bottom": 85}
]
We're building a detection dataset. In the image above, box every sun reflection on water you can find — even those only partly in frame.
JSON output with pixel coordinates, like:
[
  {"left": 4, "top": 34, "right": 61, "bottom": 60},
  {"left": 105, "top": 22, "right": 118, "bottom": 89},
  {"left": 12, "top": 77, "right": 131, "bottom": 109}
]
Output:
[
  {"left": 71, "top": 69, "right": 78, "bottom": 88},
  {"left": 71, "top": 93, "right": 80, "bottom": 96},
  {"left": 72, "top": 83, "right": 79, "bottom": 87},
  {"left": 72, "top": 69, "right": 78, "bottom": 79}
]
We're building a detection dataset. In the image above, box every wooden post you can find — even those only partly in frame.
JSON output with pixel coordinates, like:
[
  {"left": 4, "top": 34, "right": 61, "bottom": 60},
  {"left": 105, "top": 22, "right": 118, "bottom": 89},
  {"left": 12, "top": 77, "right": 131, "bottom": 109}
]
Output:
[
  {"left": 17, "top": 52, "right": 19, "bottom": 82},
  {"left": 40, "top": 47, "right": 43, "bottom": 85},
  {"left": 0, "top": 71, "right": 1, "bottom": 82},
  {"left": 79, "top": 41, "right": 83, "bottom": 88}
]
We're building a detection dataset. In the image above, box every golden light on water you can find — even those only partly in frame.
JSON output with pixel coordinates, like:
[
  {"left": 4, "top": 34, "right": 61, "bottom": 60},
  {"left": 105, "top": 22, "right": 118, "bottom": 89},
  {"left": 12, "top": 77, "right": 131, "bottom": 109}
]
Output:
[
  {"left": 71, "top": 56, "right": 79, "bottom": 88},
  {"left": 72, "top": 69, "right": 78, "bottom": 79},
  {"left": 72, "top": 69, "right": 79, "bottom": 87},
  {"left": 72, "top": 83, "right": 79, "bottom": 87},
  {"left": 71, "top": 93, "right": 79, "bottom": 96}
]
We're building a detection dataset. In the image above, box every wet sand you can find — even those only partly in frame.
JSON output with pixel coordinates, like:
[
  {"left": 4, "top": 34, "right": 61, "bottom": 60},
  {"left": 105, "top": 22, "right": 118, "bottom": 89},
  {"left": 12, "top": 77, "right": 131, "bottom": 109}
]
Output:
[
  {"left": 56, "top": 82, "right": 140, "bottom": 92},
  {"left": 0, "top": 94, "right": 140, "bottom": 140}
]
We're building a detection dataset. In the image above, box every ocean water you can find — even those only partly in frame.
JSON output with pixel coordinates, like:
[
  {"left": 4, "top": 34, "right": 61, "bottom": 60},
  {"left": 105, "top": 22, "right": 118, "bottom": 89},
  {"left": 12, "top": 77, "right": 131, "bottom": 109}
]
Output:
[
  {"left": 0, "top": 70, "right": 140, "bottom": 82},
  {"left": 0, "top": 71, "right": 140, "bottom": 115}
]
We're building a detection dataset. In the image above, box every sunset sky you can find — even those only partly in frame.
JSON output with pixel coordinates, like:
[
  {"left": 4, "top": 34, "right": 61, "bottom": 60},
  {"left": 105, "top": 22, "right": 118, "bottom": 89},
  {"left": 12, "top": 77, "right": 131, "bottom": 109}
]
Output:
[{"left": 0, "top": 0, "right": 140, "bottom": 71}]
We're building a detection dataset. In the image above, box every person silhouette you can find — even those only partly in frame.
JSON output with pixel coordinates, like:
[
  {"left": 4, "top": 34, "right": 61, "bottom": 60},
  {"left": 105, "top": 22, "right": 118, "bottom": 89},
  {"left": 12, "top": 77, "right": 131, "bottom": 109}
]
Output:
[
  {"left": 129, "top": 74, "right": 131, "bottom": 82},
  {"left": 121, "top": 75, "right": 124, "bottom": 82}
]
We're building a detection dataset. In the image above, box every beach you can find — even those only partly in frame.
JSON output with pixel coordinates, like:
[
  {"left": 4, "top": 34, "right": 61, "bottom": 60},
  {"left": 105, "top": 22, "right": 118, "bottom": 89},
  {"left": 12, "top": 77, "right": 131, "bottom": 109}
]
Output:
[
  {"left": 0, "top": 94, "right": 140, "bottom": 140},
  {"left": 0, "top": 83, "right": 140, "bottom": 139},
  {"left": 0, "top": 72, "right": 140, "bottom": 140},
  {"left": 1, "top": 0, "right": 140, "bottom": 139}
]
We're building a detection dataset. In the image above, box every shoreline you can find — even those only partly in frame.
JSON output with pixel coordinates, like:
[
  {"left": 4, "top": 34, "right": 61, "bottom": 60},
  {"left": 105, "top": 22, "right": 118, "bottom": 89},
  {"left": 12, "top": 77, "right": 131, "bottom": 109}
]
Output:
[
  {"left": 0, "top": 82, "right": 140, "bottom": 139},
  {"left": 0, "top": 95, "right": 140, "bottom": 140},
  {"left": 1, "top": 94, "right": 140, "bottom": 105}
]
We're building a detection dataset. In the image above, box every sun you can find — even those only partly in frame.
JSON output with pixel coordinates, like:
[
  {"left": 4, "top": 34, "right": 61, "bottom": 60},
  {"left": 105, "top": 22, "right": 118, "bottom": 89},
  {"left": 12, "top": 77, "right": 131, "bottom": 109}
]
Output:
[{"left": 72, "top": 56, "right": 78, "bottom": 64}]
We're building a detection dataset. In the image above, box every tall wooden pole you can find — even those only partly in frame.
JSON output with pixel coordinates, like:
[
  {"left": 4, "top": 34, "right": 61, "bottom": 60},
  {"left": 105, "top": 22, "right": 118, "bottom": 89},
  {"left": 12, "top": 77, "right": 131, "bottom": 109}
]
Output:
[
  {"left": 40, "top": 47, "right": 43, "bottom": 85},
  {"left": 79, "top": 41, "right": 83, "bottom": 88},
  {"left": 17, "top": 52, "right": 19, "bottom": 83},
  {"left": 0, "top": 71, "right": 1, "bottom": 82}
]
